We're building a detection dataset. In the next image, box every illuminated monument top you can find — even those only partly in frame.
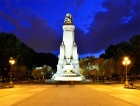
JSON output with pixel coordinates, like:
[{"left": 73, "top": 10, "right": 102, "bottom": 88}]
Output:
[
  {"left": 64, "top": 13, "right": 73, "bottom": 25},
  {"left": 52, "top": 13, "right": 82, "bottom": 81}
]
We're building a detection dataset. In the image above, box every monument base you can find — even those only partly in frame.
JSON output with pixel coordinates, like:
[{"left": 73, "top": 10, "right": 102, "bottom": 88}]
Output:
[{"left": 53, "top": 74, "right": 82, "bottom": 81}]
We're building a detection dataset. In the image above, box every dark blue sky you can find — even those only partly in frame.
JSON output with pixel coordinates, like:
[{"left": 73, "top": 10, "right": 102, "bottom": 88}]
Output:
[{"left": 0, "top": 0, "right": 140, "bottom": 57}]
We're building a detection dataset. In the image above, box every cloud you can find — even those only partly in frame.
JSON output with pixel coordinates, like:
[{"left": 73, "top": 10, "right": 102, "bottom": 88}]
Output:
[
  {"left": 16, "top": 15, "right": 61, "bottom": 53},
  {"left": 0, "top": 0, "right": 140, "bottom": 57},
  {"left": 15, "top": 15, "right": 61, "bottom": 53},
  {"left": 75, "top": 0, "right": 140, "bottom": 55},
  {"left": 0, "top": 1, "right": 61, "bottom": 53}
]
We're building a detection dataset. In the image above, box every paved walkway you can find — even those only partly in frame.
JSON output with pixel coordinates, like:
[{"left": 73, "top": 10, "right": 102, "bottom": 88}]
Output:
[{"left": 0, "top": 84, "right": 140, "bottom": 106}]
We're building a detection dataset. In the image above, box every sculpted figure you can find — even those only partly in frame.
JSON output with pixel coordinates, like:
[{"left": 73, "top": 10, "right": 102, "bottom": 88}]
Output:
[{"left": 64, "top": 13, "right": 73, "bottom": 25}]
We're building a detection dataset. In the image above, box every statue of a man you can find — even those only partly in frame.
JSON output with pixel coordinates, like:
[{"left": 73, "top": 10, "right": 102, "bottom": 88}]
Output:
[{"left": 64, "top": 13, "right": 73, "bottom": 25}]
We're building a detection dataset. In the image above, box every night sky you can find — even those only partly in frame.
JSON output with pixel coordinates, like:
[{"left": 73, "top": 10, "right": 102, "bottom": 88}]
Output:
[{"left": 0, "top": 0, "right": 140, "bottom": 58}]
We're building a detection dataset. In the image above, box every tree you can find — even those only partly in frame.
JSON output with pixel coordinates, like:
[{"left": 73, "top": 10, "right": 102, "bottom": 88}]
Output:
[
  {"left": 99, "top": 34, "right": 140, "bottom": 79},
  {"left": 103, "top": 58, "right": 115, "bottom": 79},
  {"left": 129, "top": 35, "right": 140, "bottom": 78},
  {"left": 0, "top": 32, "right": 21, "bottom": 77},
  {"left": 32, "top": 68, "right": 43, "bottom": 82},
  {"left": 79, "top": 58, "right": 89, "bottom": 70},
  {"left": 100, "top": 41, "right": 130, "bottom": 60},
  {"left": 0, "top": 32, "right": 37, "bottom": 77},
  {"left": 115, "top": 57, "right": 124, "bottom": 77},
  {"left": 42, "top": 65, "right": 53, "bottom": 78},
  {"left": 95, "top": 58, "right": 105, "bottom": 76},
  {"left": 18, "top": 65, "right": 26, "bottom": 81},
  {"left": 8, "top": 65, "right": 26, "bottom": 82},
  {"left": 116, "top": 41, "right": 130, "bottom": 59},
  {"left": 36, "top": 53, "right": 58, "bottom": 72},
  {"left": 25, "top": 69, "right": 32, "bottom": 79},
  {"left": 82, "top": 69, "right": 90, "bottom": 79},
  {"left": 100, "top": 44, "right": 118, "bottom": 59}
]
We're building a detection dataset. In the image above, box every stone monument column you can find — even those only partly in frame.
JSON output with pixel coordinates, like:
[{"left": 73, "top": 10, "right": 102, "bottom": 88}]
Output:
[{"left": 52, "top": 13, "right": 81, "bottom": 81}]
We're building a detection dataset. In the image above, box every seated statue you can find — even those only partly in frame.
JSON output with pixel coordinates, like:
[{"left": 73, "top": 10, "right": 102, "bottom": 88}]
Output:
[{"left": 66, "top": 58, "right": 71, "bottom": 65}]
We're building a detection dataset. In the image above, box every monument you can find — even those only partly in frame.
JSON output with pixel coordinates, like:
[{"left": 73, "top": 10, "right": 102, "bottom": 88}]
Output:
[{"left": 52, "top": 13, "right": 82, "bottom": 81}]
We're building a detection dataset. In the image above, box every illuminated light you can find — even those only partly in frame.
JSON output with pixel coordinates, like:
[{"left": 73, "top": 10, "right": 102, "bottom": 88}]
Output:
[
  {"left": 9, "top": 57, "right": 15, "bottom": 65},
  {"left": 122, "top": 56, "right": 131, "bottom": 86},
  {"left": 122, "top": 56, "right": 131, "bottom": 66}
]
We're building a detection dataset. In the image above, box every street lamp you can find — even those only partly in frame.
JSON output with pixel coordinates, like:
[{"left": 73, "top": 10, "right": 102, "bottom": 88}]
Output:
[
  {"left": 9, "top": 57, "right": 15, "bottom": 85},
  {"left": 122, "top": 56, "right": 130, "bottom": 86}
]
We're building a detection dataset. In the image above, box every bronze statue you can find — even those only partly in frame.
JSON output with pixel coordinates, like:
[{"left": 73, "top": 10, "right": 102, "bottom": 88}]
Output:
[{"left": 64, "top": 13, "right": 73, "bottom": 25}]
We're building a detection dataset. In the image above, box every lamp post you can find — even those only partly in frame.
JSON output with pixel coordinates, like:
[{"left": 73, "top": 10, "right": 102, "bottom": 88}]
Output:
[
  {"left": 9, "top": 57, "right": 15, "bottom": 85},
  {"left": 122, "top": 57, "right": 130, "bottom": 86}
]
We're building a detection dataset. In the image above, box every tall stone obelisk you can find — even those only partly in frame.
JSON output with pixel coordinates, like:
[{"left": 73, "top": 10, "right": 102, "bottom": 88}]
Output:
[{"left": 52, "top": 13, "right": 81, "bottom": 80}]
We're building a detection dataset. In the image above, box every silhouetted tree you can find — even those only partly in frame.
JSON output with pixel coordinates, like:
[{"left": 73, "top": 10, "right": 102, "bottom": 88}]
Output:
[
  {"left": 129, "top": 35, "right": 140, "bottom": 78},
  {"left": 100, "top": 34, "right": 140, "bottom": 79},
  {"left": 36, "top": 53, "right": 58, "bottom": 72}
]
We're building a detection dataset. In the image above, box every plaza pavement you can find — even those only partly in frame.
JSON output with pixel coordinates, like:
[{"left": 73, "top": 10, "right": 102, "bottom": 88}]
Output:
[{"left": 0, "top": 83, "right": 140, "bottom": 106}]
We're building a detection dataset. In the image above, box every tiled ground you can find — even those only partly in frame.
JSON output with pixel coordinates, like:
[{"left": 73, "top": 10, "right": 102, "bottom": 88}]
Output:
[{"left": 0, "top": 84, "right": 139, "bottom": 106}]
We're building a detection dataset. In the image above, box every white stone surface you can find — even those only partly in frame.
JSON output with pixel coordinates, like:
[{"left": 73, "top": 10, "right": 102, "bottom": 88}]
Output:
[{"left": 52, "top": 13, "right": 82, "bottom": 81}]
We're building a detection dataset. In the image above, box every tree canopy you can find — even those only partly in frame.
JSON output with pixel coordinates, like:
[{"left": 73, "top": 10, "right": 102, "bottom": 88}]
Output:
[
  {"left": 0, "top": 32, "right": 58, "bottom": 78},
  {"left": 100, "top": 34, "right": 140, "bottom": 78}
]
